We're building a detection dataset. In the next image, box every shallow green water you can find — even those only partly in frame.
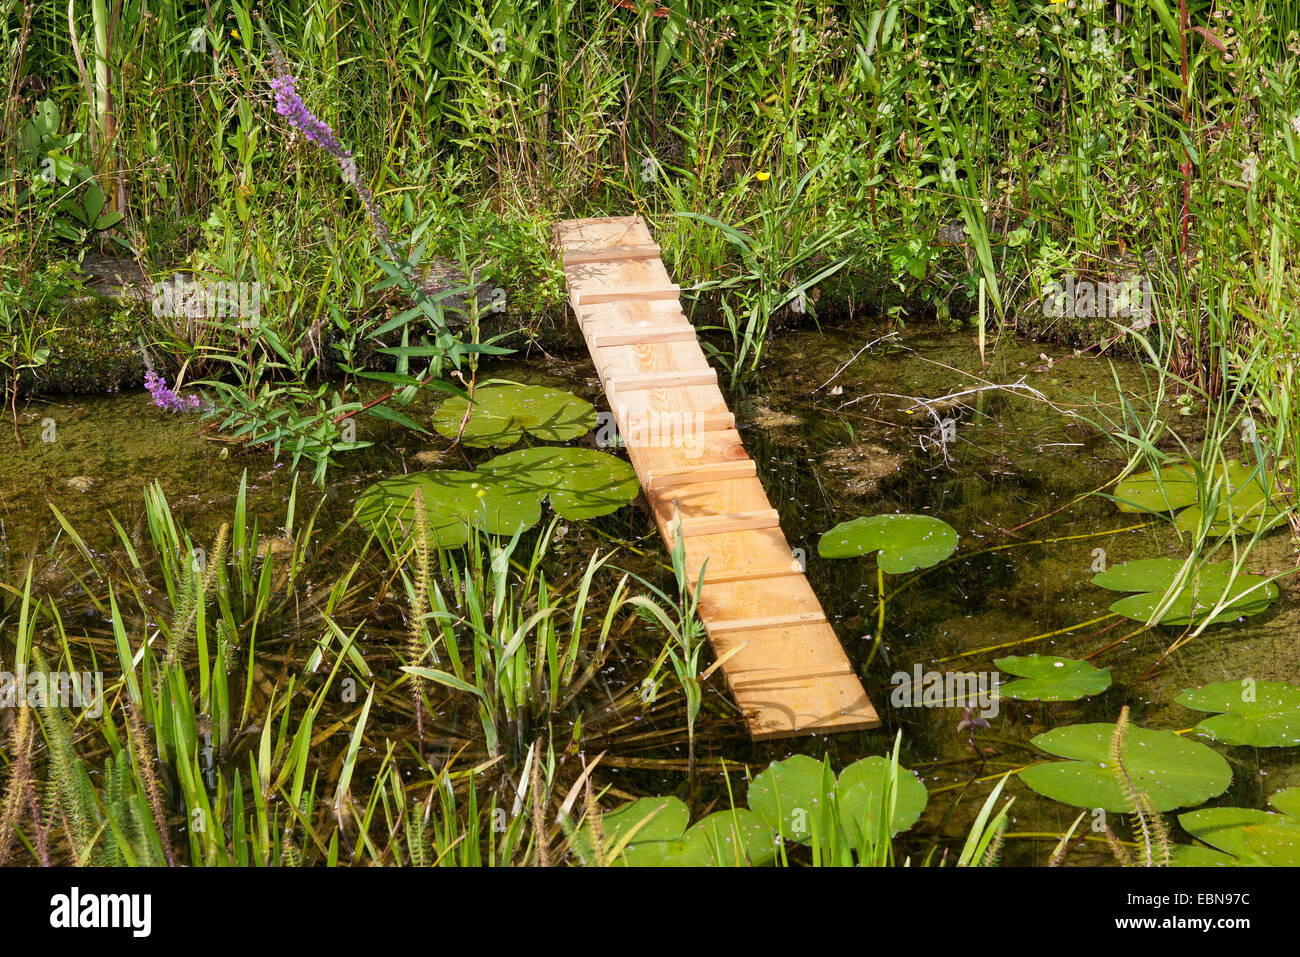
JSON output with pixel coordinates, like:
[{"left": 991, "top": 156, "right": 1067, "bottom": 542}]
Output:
[{"left": 4, "top": 320, "right": 1297, "bottom": 865}]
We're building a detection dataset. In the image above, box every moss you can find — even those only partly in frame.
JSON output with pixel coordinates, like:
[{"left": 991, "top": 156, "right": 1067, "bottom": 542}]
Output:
[{"left": 21, "top": 293, "right": 147, "bottom": 396}]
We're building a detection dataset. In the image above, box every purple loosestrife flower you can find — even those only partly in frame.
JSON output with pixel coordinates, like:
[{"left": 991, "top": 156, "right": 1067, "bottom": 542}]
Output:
[
  {"left": 269, "top": 74, "right": 350, "bottom": 161},
  {"left": 268, "top": 68, "right": 400, "bottom": 256},
  {"left": 145, "top": 371, "right": 202, "bottom": 412}
]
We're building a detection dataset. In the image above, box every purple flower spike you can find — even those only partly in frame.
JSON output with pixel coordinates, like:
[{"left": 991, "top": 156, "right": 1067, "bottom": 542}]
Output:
[
  {"left": 269, "top": 74, "right": 350, "bottom": 161},
  {"left": 145, "top": 370, "right": 203, "bottom": 413}
]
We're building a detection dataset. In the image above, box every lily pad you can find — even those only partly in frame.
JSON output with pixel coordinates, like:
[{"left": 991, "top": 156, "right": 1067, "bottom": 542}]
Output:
[
  {"left": 1018, "top": 723, "right": 1232, "bottom": 812},
  {"left": 1112, "top": 459, "right": 1288, "bottom": 533},
  {"left": 818, "top": 513, "right": 959, "bottom": 573},
  {"left": 679, "top": 809, "right": 779, "bottom": 867},
  {"left": 1175, "top": 680, "right": 1300, "bottom": 747},
  {"left": 596, "top": 796, "right": 694, "bottom": 866},
  {"left": 1111, "top": 462, "right": 1200, "bottom": 514},
  {"left": 1173, "top": 789, "right": 1300, "bottom": 866},
  {"left": 993, "top": 655, "right": 1112, "bottom": 702},
  {"left": 353, "top": 470, "right": 539, "bottom": 547},
  {"left": 746, "top": 755, "right": 833, "bottom": 844},
  {"left": 835, "top": 755, "right": 929, "bottom": 843},
  {"left": 431, "top": 381, "right": 595, "bottom": 448},
  {"left": 480, "top": 447, "right": 640, "bottom": 520},
  {"left": 1092, "top": 557, "right": 1278, "bottom": 626},
  {"left": 1174, "top": 460, "right": 1288, "bottom": 533},
  {"left": 354, "top": 448, "right": 638, "bottom": 546},
  {"left": 590, "top": 798, "right": 777, "bottom": 867},
  {"left": 747, "top": 753, "right": 929, "bottom": 848}
]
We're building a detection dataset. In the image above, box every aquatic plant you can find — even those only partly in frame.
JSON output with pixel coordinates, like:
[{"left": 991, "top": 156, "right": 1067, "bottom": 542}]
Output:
[
  {"left": 1018, "top": 719, "right": 1232, "bottom": 813},
  {"left": 401, "top": 519, "right": 633, "bottom": 761},
  {"left": 993, "top": 655, "right": 1112, "bottom": 703},
  {"left": 431, "top": 381, "right": 596, "bottom": 448},
  {"left": 1112, "top": 458, "right": 1289, "bottom": 535},
  {"left": 353, "top": 447, "right": 639, "bottom": 548},
  {"left": 574, "top": 796, "right": 777, "bottom": 867},
  {"left": 578, "top": 733, "right": 930, "bottom": 867},
  {"left": 1104, "top": 707, "right": 1172, "bottom": 868},
  {"left": 818, "top": 513, "right": 959, "bottom": 666},
  {"left": 627, "top": 525, "right": 712, "bottom": 785},
  {"left": 1175, "top": 680, "right": 1300, "bottom": 748},
  {"left": 1091, "top": 556, "right": 1279, "bottom": 626},
  {"left": 1172, "top": 788, "right": 1300, "bottom": 866}
]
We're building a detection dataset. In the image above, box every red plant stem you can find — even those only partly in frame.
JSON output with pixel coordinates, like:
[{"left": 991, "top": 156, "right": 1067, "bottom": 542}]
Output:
[{"left": 332, "top": 371, "right": 439, "bottom": 425}]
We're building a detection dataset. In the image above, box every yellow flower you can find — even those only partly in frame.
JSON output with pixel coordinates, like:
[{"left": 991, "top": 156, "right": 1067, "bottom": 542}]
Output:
[
  {"left": 230, "top": 29, "right": 241, "bottom": 40},
  {"left": 754, "top": 171, "right": 771, "bottom": 182}
]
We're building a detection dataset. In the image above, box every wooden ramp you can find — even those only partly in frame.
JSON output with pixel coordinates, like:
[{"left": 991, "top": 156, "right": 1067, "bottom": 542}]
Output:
[{"left": 555, "top": 215, "right": 880, "bottom": 740}]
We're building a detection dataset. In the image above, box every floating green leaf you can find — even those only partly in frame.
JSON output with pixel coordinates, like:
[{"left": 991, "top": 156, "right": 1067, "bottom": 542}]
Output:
[
  {"left": 835, "top": 755, "right": 929, "bottom": 843},
  {"left": 678, "top": 809, "right": 779, "bottom": 867},
  {"left": 1175, "top": 680, "right": 1300, "bottom": 747},
  {"left": 1173, "top": 461, "right": 1289, "bottom": 534},
  {"left": 818, "top": 513, "right": 959, "bottom": 573},
  {"left": 1111, "top": 462, "right": 1200, "bottom": 513},
  {"left": 590, "top": 798, "right": 777, "bottom": 867},
  {"left": 1018, "top": 723, "right": 1232, "bottom": 812},
  {"left": 353, "top": 448, "right": 638, "bottom": 546},
  {"left": 1112, "top": 459, "right": 1288, "bottom": 533},
  {"left": 1092, "top": 557, "right": 1278, "bottom": 626},
  {"left": 993, "top": 655, "right": 1112, "bottom": 702},
  {"left": 432, "top": 381, "right": 595, "bottom": 447},
  {"left": 352, "top": 470, "right": 538, "bottom": 547},
  {"left": 480, "top": 447, "right": 639, "bottom": 521},
  {"left": 746, "top": 755, "right": 831, "bottom": 843},
  {"left": 747, "top": 753, "right": 929, "bottom": 847},
  {"left": 1173, "top": 788, "right": 1300, "bottom": 866}
]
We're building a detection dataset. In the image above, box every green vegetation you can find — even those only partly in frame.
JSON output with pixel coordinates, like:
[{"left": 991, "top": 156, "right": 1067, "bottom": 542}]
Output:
[{"left": 4, "top": 1, "right": 1300, "bottom": 872}]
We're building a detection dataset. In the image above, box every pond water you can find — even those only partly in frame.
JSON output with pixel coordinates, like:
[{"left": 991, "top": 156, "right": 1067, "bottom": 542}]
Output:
[{"left": 5, "top": 319, "right": 1296, "bottom": 865}]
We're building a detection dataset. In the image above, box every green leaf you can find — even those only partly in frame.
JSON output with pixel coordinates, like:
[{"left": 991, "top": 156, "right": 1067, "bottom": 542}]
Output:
[
  {"left": 1111, "top": 459, "right": 1288, "bottom": 533},
  {"left": 679, "top": 809, "right": 778, "bottom": 867},
  {"left": 1173, "top": 461, "right": 1289, "bottom": 534},
  {"left": 1175, "top": 680, "right": 1300, "bottom": 747},
  {"left": 835, "top": 755, "right": 929, "bottom": 842},
  {"left": 363, "top": 403, "right": 430, "bottom": 434},
  {"left": 1175, "top": 793, "right": 1300, "bottom": 866},
  {"left": 1018, "top": 723, "right": 1232, "bottom": 812},
  {"left": 1092, "top": 557, "right": 1278, "bottom": 625},
  {"left": 993, "top": 655, "right": 1112, "bottom": 702},
  {"left": 746, "top": 755, "right": 832, "bottom": 843},
  {"left": 93, "top": 210, "right": 124, "bottom": 230},
  {"left": 603, "top": 796, "right": 691, "bottom": 844},
  {"left": 592, "top": 801, "right": 777, "bottom": 867},
  {"left": 352, "top": 448, "right": 637, "bottom": 547},
  {"left": 480, "top": 447, "right": 639, "bottom": 521},
  {"left": 352, "top": 470, "right": 539, "bottom": 548},
  {"left": 431, "top": 381, "right": 595, "bottom": 448},
  {"left": 817, "top": 513, "right": 958, "bottom": 573},
  {"left": 1112, "top": 462, "right": 1200, "bottom": 513}
]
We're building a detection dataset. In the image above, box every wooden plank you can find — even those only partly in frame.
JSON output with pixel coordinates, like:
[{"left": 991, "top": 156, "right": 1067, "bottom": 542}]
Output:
[
  {"left": 556, "top": 215, "right": 879, "bottom": 741},
  {"left": 678, "top": 510, "right": 781, "bottom": 537},
  {"left": 572, "top": 284, "right": 681, "bottom": 307},
  {"left": 563, "top": 243, "right": 661, "bottom": 266},
  {"left": 590, "top": 328, "right": 696, "bottom": 348},
  {"left": 700, "top": 563, "right": 803, "bottom": 585},
  {"left": 645, "top": 460, "right": 757, "bottom": 487},
  {"left": 705, "top": 612, "right": 828, "bottom": 634},
  {"left": 607, "top": 369, "right": 717, "bottom": 392}
]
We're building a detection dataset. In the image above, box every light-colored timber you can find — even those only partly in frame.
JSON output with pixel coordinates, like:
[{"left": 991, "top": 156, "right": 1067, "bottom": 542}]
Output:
[{"left": 555, "top": 215, "right": 880, "bottom": 740}]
